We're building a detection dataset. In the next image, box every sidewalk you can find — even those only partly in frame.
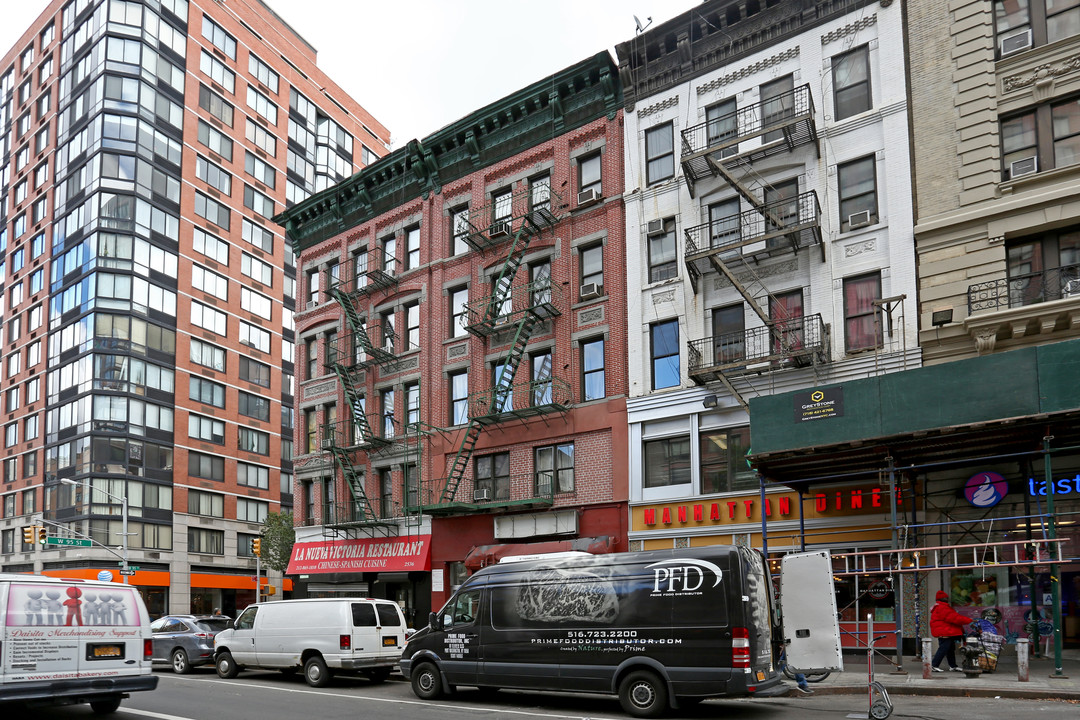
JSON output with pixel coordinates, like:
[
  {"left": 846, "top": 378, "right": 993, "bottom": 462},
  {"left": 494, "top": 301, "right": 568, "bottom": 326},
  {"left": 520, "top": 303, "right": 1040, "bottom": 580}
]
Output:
[{"left": 788, "top": 647, "right": 1080, "bottom": 700}]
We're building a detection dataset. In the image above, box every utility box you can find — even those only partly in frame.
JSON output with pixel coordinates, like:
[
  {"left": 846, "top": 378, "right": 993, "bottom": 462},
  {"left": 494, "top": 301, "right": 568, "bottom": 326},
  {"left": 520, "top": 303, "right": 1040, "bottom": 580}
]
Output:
[{"left": 780, "top": 550, "right": 844, "bottom": 673}]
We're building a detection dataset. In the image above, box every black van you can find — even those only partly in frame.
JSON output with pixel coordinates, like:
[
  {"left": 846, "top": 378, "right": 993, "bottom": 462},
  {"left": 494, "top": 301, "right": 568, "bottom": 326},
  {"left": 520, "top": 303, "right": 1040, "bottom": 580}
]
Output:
[{"left": 400, "top": 546, "right": 785, "bottom": 717}]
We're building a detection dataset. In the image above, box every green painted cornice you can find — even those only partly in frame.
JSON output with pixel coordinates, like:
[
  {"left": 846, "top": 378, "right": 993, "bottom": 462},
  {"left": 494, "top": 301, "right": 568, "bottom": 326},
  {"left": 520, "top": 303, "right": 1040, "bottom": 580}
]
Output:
[{"left": 276, "top": 51, "right": 621, "bottom": 254}]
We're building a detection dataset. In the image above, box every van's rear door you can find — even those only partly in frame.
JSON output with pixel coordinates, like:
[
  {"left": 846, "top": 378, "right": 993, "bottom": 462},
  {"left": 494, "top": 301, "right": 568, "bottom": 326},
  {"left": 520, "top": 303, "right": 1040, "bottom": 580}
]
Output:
[
  {"left": 780, "top": 550, "right": 843, "bottom": 673},
  {"left": 75, "top": 584, "right": 147, "bottom": 680},
  {"left": 373, "top": 603, "right": 405, "bottom": 657},
  {"left": 739, "top": 547, "right": 778, "bottom": 683}
]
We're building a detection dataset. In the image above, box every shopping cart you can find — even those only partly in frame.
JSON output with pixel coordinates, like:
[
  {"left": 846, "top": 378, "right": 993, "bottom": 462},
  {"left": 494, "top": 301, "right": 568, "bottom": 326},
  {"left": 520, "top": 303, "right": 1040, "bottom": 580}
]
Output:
[{"left": 958, "top": 620, "right": 1005, "bottom": 673}]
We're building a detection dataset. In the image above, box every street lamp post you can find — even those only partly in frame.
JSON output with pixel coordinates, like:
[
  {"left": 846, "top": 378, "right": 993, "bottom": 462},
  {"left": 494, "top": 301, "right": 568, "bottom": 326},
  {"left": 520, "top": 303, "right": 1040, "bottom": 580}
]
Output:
[{"left": 61, "top": 479, "right": 129, "bottom": 585}]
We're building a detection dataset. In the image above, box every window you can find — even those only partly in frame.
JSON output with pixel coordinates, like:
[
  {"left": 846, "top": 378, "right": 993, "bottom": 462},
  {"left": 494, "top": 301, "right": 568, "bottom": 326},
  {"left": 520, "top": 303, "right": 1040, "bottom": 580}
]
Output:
[
  {"left": 239, "top": 390, "right": 270, "bottom": 422},
  {"left": 648, "top": 219, "right": 678, "bottom": 282},
  {"left": 405, "top": 225, "right": 420, "bottom": 270},
  {"left": 246, "top": 118, "right": 277, "bottom": 156},
  {"left": 761, "top": 74, "right": 795, "bottom": 143},
  {"left": 581, "top": 337, "right": 605, "bottom": 401},
  {"left": 249, "top": 53, "right": 279, "bottom": 93},
  {"left": 189, "top": 451, "right": 225, "bottom": 482},
  {"left": 1003, "top": 98, "right": 1080, "bottom": 179},
  {"left": 832, "top": 45, "right": 871, "bottom": 121},
  {"left": 706, "top": 98, "right": 738, "bottom": 154},
  {"left": 188, "top": 489, "right": 224, "bottom": 517},
  {"left": 188, "top": 413, "right": 225, "bottom": 444},
  {"left": 536, "top": 443, "right": 574, "bottom": 495},
  {"left": 198, "top": 119, "right": 234, "bottom": 161},
  {"left": 475, "top": 452, "right": 510, "bottom": 501},
  {"left": 994, "top": 0, "right": 1080, "bottom": 57},
  {"left": 195, "top": 191, "right": 231, "bottom": 230},
  {"left": 243, "top": 219, "right": 275, "bottom": 253},
  {"left": 380, "top": 388, "right": 395, "bottom": 438},
  {"left": 240, "top": 357, "right": 271, "bottom": 387},
  {"left": 700, "top": 426, "right": 753, "bottom": 493},
  {"left": 381, "top": 235, "right": 397, "bottom": 274},
  {"left": 449, "top": 286, "right": 468, "bottom": 338},
  {"left": 580, "top": 243, "right": 604, "bottom": 294},
  {"left": 242, "top": 253, "right": 273, "bottom": 286},
  {"left": 451, "top": 205, "right": 470, "bottom": 255},
  {"left": 188, "top": 528, "right": 224, "bottom": 554},
  {"left": 189, "top": 376, "right": 226, "bottom": 407},
  {"left": 190, "top": 338, "right": 226, "bottom": 372},
  {"left": 238, "top": 462, "right": 269, "bottom": 489},
  {"left": 493, "top": 188, "right": 512, "bottom": 223},
  {"left": 770, "top": 289, "right": 805, "bottom": 355},
  {"left": 530, "top": 173, "right": 551, "bottom": 212},
  {"left": 1006, "top": 227, "right": 1080, "bottom": 306},
  {"left": 531, "top": 350, "right": 553, "bottom": 406},
  {"left": 712, "top": 304, "right": 746, "bottom": 364},
  {"left": 237, "top": 498, "right": 268, "bottom": 523},
  {"left": 193, "top": 228, "right": 229, "bottom": 264},
  {"left": 305, "top": 338, "right": 318, "bottom": 380},
  {"left": 405, "top": 302, "right": 420, "bottom": 350},
  {"left": 246, "top": 86, "right": 278, "bottom": 125},
  {"left": 241, "top": 287, "right": 272, "bottom": 320},
  {"left": 404, "top": 382, "right": 420, "bottom": 431},
  {"left": 449, "top": 370, "right": 469, "bottom": 425},
  {"left": 239, "top": 322, "right": 270, "bottom": 353},
  {"left": 843, "top": 272, "right": 882, "bottom": 352},
  {"left": 238, "top": 427, "right": 270, "bottom": 455},
  {"left": 377, "top": 468, "right": 393, "bottom": 518},
  {"left": 198, "top": 84, "right": 233, "bottom": 126},
  {"left": 199, "top": 50, "right": 235, "bottom": 93},
  {"left": 651, "top": 320, "right": 680, "bottom": 390},
  {"left": 196, "top": 156, "right": 232, "bottom": 194},
  {"left": 245, "top": 151, "right": 276, "bottom": 189},
  {"left": 578, "top": 152, "right": 602, "bottom": 196},
  {"left": 645, "top": 122, "right": 674, "bottom": 184},
  {"left": 202, "top": 16, "right": 236, "bottom": 59},
  {"left": 838, "top": 156, "right": 878, "bottom": 231},
  {"left": 644, "top": 435, "right": 691, "bottom": 488},
  {"left": 244, "top": 184, "right": 275, "bottom": 219},
  {"left": 191, "top": 300, "right": 227, "bottom": 335}
]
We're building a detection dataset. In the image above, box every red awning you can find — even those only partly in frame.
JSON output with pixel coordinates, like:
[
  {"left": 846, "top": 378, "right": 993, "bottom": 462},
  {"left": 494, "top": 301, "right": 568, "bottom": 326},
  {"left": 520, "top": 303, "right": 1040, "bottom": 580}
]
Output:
[
  {"left": 463, "top": 536, "right": 614, "bottom": 572},
  {"left": 287, "top": 535, "right": 431, "bottom": 575}
]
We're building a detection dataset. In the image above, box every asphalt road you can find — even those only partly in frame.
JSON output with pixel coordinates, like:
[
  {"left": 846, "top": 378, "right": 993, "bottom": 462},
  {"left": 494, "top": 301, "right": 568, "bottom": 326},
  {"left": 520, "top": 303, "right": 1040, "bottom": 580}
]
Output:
[{"left": 22, "top": 668, "right": 1080, "bottom": 720}]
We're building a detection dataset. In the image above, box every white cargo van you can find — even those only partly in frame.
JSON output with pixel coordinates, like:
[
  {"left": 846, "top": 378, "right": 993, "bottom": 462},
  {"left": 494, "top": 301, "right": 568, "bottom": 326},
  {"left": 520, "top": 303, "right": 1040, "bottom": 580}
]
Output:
[
  {"left": 214, "top": 598, "right": 408, "bottom": 687},
  {"left": 0, "top": 574, "right": 157, "bottom": 714}
]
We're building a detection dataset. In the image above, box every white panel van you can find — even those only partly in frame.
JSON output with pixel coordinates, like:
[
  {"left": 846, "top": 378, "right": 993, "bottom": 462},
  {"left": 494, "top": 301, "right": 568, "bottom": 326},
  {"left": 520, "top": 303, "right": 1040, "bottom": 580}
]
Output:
[
  {"left": 214, "top": 598, "right": 408, "bottom": 687},
  {"left": 0, "top": 574, "right": 157, "bottom": 714}
]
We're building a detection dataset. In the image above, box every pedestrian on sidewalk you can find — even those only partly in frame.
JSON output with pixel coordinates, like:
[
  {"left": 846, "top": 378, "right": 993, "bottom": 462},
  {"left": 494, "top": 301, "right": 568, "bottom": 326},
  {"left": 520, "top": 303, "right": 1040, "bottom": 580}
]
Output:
[{"left": 930, "top": 590, "right": 968, "bottom": 672}]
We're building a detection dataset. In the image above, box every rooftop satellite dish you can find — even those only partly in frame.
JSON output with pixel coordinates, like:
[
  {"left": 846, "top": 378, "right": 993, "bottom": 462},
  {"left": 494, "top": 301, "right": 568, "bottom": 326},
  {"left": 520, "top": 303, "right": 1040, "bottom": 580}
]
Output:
[{"left": 634, "top": 15, "right": 653, "bottom": 34}]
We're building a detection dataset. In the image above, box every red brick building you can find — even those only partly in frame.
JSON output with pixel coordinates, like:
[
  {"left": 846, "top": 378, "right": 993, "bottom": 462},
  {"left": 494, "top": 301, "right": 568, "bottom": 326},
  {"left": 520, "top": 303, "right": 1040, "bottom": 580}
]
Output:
[{"left": 279, "top": 51, "right": 628, "bottom": 621}]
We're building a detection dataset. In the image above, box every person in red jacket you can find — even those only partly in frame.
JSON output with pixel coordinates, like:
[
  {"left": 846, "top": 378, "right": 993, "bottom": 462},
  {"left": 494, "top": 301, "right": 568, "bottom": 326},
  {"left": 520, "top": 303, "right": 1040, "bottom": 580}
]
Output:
[{"left": 930, "top": 590, "right": 969, "bottom": 671}]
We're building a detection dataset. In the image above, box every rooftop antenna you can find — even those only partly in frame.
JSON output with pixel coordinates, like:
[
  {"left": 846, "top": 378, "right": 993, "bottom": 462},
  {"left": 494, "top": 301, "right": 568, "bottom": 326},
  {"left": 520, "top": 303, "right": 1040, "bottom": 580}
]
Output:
[{"left": 634, "top": 15, "right": 653, "bottom": 35}]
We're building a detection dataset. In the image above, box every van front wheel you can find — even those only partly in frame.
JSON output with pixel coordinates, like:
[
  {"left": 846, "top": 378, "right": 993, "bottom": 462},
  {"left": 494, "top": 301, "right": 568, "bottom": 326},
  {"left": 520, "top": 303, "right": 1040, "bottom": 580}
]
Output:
[
  {"left": 216, "top": 651, "right": 239, "bottom": 679},
  {"left": 619, "top": 670, "right": 669, "bottom": 719},
  {"left": 411, "top": 661, "right": 443, "bottom": 700},
  {"left": 304, "top": 656, "right": 332, "bottom": 687}
]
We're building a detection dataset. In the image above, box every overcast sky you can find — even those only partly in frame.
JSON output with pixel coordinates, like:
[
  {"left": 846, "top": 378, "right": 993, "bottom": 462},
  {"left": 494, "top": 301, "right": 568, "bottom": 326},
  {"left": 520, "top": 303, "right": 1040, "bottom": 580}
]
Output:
[{"left": 2, "top": 0, "right": 701, "bottom": 148}]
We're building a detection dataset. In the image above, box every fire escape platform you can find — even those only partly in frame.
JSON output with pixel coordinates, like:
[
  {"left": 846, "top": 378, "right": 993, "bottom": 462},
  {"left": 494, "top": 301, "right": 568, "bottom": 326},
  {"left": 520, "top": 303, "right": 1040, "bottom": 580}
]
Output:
[
  {"left": 328, "top": 248, "right": 398, "bottom": 299},
  {"left": 407, "top": 473, "right": 555, "bottom": 517},
  {"left": 687, "top": 313, "right": 829, "bottom": 383},
  {"left": 464, "top": 187, "right": 566, "bottom": 252},
  {"left": 468, "top": 377, "right": 572, "bottom": 426},
  {"left": 464, "top": 281, "right": 562, "bottom": 337}
]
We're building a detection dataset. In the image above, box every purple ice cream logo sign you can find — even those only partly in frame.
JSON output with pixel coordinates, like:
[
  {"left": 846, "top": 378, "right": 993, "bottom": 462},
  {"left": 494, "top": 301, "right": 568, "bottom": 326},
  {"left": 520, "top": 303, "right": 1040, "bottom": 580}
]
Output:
[{"left": 965, "top": 472, "right": 1008, "bottom": 508}]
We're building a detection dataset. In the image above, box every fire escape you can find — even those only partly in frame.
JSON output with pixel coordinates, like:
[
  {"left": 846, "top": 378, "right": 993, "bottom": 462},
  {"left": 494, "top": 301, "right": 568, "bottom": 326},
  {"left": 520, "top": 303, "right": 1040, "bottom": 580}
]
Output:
[
  {"left": 418, "top": 185, "right": 568, "bottom": 513},
  {"left": 679, "top": 83, "right": 828, "bottom": 410},
  {"left": 322, "top": 245, "right": 401, "bottom": 533}
]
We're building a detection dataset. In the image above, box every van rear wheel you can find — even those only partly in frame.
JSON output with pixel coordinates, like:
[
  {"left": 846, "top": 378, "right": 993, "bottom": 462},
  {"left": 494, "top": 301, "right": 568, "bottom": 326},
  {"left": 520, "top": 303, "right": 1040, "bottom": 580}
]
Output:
[
  {"left": 619, "top": 670, "right": 668, "bottom": 719},
  {"left": 304, "top": 656, "right": 332, "bottom": 687},
  {"left": 411, "top": 661, "right": 443, "bottom": 700},
  {"left": 216, "top": 651, "right": 239, "bottom": 679},
  {"left": 89, "top": 697, "right": 122, "bottom": 714}
]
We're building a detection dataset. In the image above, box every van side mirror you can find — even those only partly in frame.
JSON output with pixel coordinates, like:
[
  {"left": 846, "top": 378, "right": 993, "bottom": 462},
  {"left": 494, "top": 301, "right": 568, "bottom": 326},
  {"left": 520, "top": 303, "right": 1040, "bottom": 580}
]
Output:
[{"left": 428, "top": 611, "right": 438, "bottom": 631}]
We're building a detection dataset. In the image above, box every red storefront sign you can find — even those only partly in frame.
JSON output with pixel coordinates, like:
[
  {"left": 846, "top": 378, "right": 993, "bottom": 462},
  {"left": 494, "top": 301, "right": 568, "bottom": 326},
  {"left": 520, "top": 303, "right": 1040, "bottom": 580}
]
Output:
[{"left": 286, "top": 535, "right": 431, "bottom": 574}]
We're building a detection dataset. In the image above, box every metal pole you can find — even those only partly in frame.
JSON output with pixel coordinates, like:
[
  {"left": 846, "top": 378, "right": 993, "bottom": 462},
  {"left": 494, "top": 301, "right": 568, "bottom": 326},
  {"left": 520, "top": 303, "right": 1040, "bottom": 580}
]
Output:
[
  {"left": 887, "top": 457, "right": 904, "bottom": 673},
  {"left": 256, "top": 551, "right": 262, "bottom": 603},
  {"left": 1042, "top": 434, "right": 1065, "bottom": 678},
  {"left": 1017, "top": 637, "right": 1030, "bottom": 682},
  {"left": 121, "top": 495, "right": 129, "bottom": 585},
  {"left": 758, "top": 473, "right": 768, "bottom": 560}
]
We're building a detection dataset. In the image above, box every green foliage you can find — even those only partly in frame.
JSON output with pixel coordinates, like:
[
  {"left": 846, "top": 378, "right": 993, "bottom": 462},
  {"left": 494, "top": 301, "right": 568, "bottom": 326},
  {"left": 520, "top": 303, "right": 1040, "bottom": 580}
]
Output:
[{"left": 261, "top": 511, "right": 296, "bottom": 574}]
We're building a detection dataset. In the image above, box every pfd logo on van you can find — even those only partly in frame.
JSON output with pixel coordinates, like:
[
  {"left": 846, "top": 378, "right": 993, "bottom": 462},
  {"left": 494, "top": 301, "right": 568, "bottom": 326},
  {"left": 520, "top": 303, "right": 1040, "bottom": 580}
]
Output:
[{"left": 645, "top": 559, "right": 723, "bottom": 596}]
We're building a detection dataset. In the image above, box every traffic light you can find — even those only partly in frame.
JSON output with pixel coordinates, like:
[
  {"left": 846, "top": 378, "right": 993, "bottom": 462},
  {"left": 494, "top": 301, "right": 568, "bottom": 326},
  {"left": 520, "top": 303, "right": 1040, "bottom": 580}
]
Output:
[
  {"left": 37, "top": 527, "right": 48, "bottom": 544},
  {"left": 251, "top": 538, "right": 261, "bottom": 556},
  {"left": 267, "top": 585, "right": 276, "bottom": 596},
  {"left": 23, "top": 526, "right": 36, "bottom": 544}
]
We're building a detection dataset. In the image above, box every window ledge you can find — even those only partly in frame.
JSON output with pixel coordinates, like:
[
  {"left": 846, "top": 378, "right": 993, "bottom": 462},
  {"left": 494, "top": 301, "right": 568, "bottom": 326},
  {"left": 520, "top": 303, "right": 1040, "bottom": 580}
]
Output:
[{"left": 999, "top": 163, "right": 1080, "bottom": 195}]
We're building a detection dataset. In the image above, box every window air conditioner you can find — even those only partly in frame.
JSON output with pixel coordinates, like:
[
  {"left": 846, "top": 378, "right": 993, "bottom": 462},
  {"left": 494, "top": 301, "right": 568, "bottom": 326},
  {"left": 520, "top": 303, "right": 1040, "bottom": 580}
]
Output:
[
  {"left": 579, "top": 282, "right": 602, "bottom": 300},
  {"left": 847, "top": 210, "right": 872, "bottom": 229},
  {"left": 999, "top": 29, "right": 1032, "bottom": 57},
  {"left": 1009, "top": 156, "right": 1038, "bottom": 179},
  {"left": 1064, "top": 279, "right": 1080, "bottom": 299},
  {"left": 305, "top": 300, "right": 317, "bottom": 310},
  {"left": 473, "top": 488, "right": 491, "bottom": 502},
  {"left": 577, "top": 188, "right": 601, "bottom": 206},
  {"left": 646, "top": 219, "right": 666, "bottom": 236},
  {"left": 489, "top": 220, "right": 511, "bottom": 238}
]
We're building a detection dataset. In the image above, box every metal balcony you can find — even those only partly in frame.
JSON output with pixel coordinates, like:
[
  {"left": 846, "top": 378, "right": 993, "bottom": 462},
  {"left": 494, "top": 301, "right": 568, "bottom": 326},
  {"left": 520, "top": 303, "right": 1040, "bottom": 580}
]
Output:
[
  {"left": 684, "top": 190, "right": 822, "bottom": 288},
  {"left": 680, "top": 84, "right": 817, "bottom": 195},
  {"left": 468, "top": 377, "right": 572, "bottom": 425},
  {"left": 687, "top": 313, "right": 828, "bottom": 382},
  {"left": 464, "top": 280, "right": 562, "bottom": 337},
  {"left": 328, "top": 247, "right": 399, "bottom": 299},
  {"left": 404, "top": 472, "right": 556, "bottom": 516},
  {"left": 321, "top": 417, "right": 394, "bottom": 452},
  {"left": 464, "top": 187, "right": 566, "bottom": 252},
  {"left": 325, "top": 325, "right": 398, "bottom": 371},
  {"left": 968, "top": 265, "right": 1080, "bottom": 314}
]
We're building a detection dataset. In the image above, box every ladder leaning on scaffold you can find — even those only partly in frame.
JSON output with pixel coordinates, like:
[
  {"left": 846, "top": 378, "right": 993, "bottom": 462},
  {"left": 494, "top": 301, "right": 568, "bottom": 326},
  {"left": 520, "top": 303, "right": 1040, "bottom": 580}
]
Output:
[{"left": 831, "top": 537, "right": 1066, "bottom": 576}]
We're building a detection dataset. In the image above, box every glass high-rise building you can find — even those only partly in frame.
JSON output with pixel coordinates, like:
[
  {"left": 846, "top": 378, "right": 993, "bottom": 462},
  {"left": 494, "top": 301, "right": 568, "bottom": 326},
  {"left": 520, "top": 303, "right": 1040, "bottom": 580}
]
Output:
[{"left": 0, "top": 0, "right": 389, "bottom": 616}]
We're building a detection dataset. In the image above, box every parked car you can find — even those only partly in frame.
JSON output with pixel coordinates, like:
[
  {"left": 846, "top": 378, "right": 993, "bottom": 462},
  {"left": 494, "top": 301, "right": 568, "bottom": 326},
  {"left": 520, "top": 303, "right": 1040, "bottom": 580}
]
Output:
[{"left": 151, "top": 615, "right": 232, "bottom": 674}]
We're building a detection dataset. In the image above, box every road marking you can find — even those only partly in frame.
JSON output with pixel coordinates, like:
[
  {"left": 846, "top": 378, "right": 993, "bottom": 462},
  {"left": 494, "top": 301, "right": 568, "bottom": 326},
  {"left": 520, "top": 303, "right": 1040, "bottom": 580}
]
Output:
[
  {"left": 158, "top": 675, "right": 622, "bottom": 719},
  {"left": 121, "top": 710, "right": 198, "bottom": 720}
]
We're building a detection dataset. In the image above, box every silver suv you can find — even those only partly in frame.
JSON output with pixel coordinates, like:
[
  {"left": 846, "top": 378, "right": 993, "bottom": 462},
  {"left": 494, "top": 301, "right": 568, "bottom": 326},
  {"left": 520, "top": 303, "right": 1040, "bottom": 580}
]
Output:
[{"left": 151, "top": 615, "right": 232, "bottom": 673}]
